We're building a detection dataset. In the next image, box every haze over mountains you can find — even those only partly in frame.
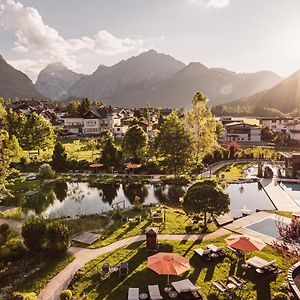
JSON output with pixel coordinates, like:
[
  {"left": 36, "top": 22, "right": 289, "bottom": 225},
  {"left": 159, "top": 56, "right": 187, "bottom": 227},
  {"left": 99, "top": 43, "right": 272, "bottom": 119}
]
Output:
[
  {"left": 0, "top": 50, "right": 289, "bottom": 108},
  {"left": 226, "top": 70, "right": 300, "bottom": 113}
]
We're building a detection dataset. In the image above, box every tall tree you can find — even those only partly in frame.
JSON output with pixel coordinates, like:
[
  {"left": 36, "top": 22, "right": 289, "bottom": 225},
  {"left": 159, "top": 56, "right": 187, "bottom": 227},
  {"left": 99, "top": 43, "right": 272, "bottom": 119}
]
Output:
[
  {"left": 6, "top": 110, "right": 27, "bottom": 146},
  {"left": 0, "top": 100, "right": 7, "bottom": 128},
  {"left": 122, "top": 124, "right": 148, "bottom": 162},
  {"left": 0, "top": 130, "right": 22, "bottom": 189},
  {"left": 79, "top": 97, "right": 91, "bottom": 117},
  {"left": 183, "top": 180, "right": 230, "bottom": 230},
  {"left": 52, "top": 142, "right": 68, "bottom": 172},
  {"left": 100, "top": 137, "right": 123, "bottom": 171},
  {"left": 185, "top": 92, "right": 219, "bottom": 168},
  {"left": 66, "top": 100, "right": 81, "bottom": 117},
  {"left": 23, "top": 112, "right": 55, "bottom": 153},
  {"left": 154, "top": 111, "right": 193, "bottom": 178}
]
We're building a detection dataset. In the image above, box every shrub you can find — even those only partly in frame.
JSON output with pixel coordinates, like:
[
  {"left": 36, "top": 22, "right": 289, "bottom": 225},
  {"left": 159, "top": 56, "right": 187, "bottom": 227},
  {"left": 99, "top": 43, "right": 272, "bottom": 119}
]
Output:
[
  {"left": 60, "top": 289, "right": 72, "bottom": 300},
  {"left": 13, "top": 292, "right": 37, "bottom": 300},
  {"left": 38, "top": 164, "right": 55, "bottom": 179},
  {"left": 273, "top": 292, "right": 290, "bottom": 300},
  {"left": 0, "top": 223, "right": 9, "bottom": 233},
  {"left": 45, "top": 221, "right": 70, "bottom": 258},
  {"left": 22, "top": 217, "right": 47, "bottom": 254},
  {"left": 0, "top": 238, "right": 27, "bottom": 261},
  {"left": 112, "top": 207, "right": 122, "bottom": 220}
]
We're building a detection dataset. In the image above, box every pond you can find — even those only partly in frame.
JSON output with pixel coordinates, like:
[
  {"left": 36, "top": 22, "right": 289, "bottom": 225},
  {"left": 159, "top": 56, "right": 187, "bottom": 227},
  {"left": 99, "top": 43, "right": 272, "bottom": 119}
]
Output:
[{"left": 14, "top": 181, "right": 275, "bottom": 219}]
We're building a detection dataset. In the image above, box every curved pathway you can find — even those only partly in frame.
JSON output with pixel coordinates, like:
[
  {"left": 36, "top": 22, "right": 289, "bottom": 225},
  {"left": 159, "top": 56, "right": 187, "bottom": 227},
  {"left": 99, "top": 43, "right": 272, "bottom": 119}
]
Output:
[{"left": 38, "top": 228, "right": 229, "bottom": 300}]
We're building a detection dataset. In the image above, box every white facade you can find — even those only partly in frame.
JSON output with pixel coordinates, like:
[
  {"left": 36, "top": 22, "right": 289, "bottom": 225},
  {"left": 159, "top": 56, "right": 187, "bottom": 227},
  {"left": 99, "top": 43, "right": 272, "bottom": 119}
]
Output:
[
  {"left": 223, "top": 122, "right": 262, "bottom": 142},
  {"left": 63, "top": 117, "right": 84, "bottom": 134},
  {"left": 260, "top": 118, "right": 293, "bottom": 132},
  {"left": 286, "top": 122, "right": 300, "bottom": 141}
]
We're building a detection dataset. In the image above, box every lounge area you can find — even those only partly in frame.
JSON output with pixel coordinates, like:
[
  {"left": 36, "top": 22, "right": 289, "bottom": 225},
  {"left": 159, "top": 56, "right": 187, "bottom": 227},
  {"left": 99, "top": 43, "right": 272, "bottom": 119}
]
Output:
[{"left": 68, "top": 236, "right": 290, "bottom": 300}]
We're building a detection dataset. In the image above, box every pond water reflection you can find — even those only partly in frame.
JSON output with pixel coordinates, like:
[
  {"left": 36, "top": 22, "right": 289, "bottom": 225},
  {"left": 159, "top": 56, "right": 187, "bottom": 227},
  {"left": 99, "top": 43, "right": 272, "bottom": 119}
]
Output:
[{"left": 18, "top": 181, "right": 275, "bottom": 219}]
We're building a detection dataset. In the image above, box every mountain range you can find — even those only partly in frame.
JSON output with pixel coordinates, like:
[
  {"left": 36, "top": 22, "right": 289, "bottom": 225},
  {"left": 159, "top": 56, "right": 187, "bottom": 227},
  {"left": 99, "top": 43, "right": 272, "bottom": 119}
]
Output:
[
  {"left": 226, "top": 70, "right": 300, "bottom": 113},
  {"left": 0, "top": 50, "right": 292, "bottom": 109},
  {"left": 0, "top": 55, "right": 42, "bottom": 100},
  {"left": 35, "top": 62, "right": 84, "bottom": 100}
]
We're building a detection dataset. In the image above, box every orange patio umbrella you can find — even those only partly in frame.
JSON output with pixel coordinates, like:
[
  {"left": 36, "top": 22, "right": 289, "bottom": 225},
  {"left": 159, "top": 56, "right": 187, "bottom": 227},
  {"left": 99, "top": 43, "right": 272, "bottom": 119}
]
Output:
[
  {"left": 126, "top": 163, "right": 142, "bottom": 169},
  {"left": 89, "top": 163, "right": 104, "bottom": 168},
  {"left": 148, "top": 252, "right": 190, "bottom": 284},
  {"left": 225, "top": 235, "right": 266, "bottom": 251}
]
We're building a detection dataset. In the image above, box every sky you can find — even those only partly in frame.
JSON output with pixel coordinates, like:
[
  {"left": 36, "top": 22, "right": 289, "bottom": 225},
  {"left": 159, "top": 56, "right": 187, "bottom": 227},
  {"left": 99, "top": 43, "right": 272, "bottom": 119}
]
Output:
[{"left": 0, "top": 0, "right": 300, "bottom": 82}]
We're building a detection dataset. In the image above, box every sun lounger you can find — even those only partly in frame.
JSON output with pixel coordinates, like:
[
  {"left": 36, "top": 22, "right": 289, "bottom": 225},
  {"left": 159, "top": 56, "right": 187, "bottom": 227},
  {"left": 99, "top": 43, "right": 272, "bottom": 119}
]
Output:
[
  {"left": 128, "top": 288, "right": 139, "bottom": 300},
  {"left": 148, "top": 285, "right": 163, "bottom": 300},
  {"left": 227, "top": 275, "right": 245, "bottom": 288},
  {"left": 207, "top": 244, "right": 223, "bottom": 253},
  {"left": 194, "top": 248, "right": 212, "bottom": 259},
  {"left": 212, "top": 281, "right": 232, "bottom": 295},
  {"left": 246, "top": 256, "right": 276, "bottom": 269},
  {"left": 171, "top": 279, "right": 200, "bottom": 294}
]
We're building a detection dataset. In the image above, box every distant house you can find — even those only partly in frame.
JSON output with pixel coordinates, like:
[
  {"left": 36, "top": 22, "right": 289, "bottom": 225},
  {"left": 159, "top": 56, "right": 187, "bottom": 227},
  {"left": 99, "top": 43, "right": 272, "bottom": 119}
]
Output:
[
  {"left": 286, "top": 120, "right": 300, "bottom": 141},
  {"left": 222, "top": 122, "right": 262, "bottom": 143},
  {"left": 259, "top": 117, "right": 294, "bottom": 133},
  {"left": 62, "top": 117, "right": 84, "bottom": 134},
  {"left": 62, "top": 106, "right": 129, "bottom": 137},
  {"left": 280, "top": 152, "right": 300, "bottom": 178}
]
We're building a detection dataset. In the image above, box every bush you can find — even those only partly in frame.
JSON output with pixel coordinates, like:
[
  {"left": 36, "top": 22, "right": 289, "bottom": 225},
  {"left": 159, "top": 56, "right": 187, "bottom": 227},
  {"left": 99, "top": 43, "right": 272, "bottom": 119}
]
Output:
[
  {"left": 273, "top": 292, "right": 290, "bottom": 300},
  {"left": 112, "top": 207, "right": 122, "bottom": 220},
  {"left": 60, "top": 289, "right": 72, "bottom": 300},
  {"left": 38, "top": 164, "right": 55, "bottom": 179},
  {"left": 13, "top": 292, "right": 37, "bottom": 300},
  {"left": 0, "top": 223, "right": 9, "bottom": 233},
  {"left": 0, "top": 238, "right": 27, "bottom": 261},
  {"left": 45, "top": 221, "right": 70, "bottom": 258}
]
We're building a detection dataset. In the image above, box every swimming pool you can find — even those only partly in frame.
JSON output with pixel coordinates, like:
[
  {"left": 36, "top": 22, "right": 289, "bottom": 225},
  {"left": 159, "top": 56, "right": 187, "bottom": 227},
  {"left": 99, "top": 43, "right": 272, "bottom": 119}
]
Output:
[
  {"left": 225, "top": 182, "right": 275, "bottom": 219},
  {"left": 280, "top": 182, "right": 300, "bottom": 206},
  {"left": 245, "top": 217, "right": 287, "bottom": 239}
]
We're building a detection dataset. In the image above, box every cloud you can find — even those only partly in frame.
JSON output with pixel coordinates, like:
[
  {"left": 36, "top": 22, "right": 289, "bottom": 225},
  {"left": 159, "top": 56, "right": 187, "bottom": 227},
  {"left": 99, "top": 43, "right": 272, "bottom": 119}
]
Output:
[
  {"left": 189, "top": 0, "right": 230, "bottom": 8},
  {"left": 0, "top": 0, "right": 145, "bottom": 79}
]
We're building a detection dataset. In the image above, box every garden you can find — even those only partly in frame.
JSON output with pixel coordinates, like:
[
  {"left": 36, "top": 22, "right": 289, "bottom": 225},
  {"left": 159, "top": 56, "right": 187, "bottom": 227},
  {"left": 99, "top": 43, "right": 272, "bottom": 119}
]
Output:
[{"left": 68, "top": 236, "right": 292, "bottom": 300}]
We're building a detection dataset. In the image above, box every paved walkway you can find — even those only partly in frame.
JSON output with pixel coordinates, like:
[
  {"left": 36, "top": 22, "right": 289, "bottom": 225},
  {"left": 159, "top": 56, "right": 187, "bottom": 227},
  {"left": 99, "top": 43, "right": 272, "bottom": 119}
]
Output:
[
  {"left": 260, "top": 178, "right": 300, "bottom": 212},
  {"left": 38, "top": 228, "right": 229, "bottom": 300},
  {"left": 0, "top": 218, "right": 23, "bottom": 234}
]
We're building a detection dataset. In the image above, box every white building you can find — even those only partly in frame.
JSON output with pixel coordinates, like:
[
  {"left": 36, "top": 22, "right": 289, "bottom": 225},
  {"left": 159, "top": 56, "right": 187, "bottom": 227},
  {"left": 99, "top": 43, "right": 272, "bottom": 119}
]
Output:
[
  {"left": 259, "top": 117, "right": 294, "bottom": 132},
  {"left": 62, "top": 117, "right": 84, "bottom": 134},
  {"left": 223, "top": 122, "right": 262, "bottom": 143},
  {"left": 286, "top": 121, "right": 300, "bottom": 141}
]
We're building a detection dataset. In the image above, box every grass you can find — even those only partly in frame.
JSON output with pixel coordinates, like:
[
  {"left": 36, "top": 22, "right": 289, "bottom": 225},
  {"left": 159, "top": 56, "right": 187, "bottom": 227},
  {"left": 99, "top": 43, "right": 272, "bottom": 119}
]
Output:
[
  {"left": 69, "top": 236, "right": 291, "bottom": 300},
  {"left": 88, "top": 207, "right": 218, "bottom": 249},
  {"left": 0, "top": 207, "right": 22, "bottom": 219},
  {"left": 216, "top": 163, "right": 249, "bottom": 180},
  {"left": 273, "top": 211, "right": 293, "bottom": 218},
  {"left": 15, "top": 254, "right": 74, "bottom": 296}
]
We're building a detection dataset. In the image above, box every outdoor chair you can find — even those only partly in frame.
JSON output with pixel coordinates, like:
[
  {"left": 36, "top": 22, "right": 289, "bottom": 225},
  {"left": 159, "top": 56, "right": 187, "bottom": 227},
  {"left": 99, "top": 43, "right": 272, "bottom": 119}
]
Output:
[
  {"left": 101, "top": 263, "right": 110, "bottom": 277},
  {"left": 119, "top": 262, "right": 129, "bottom": 278},
  {"left": 128, "top": 288, "right": 139, "bottom": 300},
  {"left": 194, "top": 248, "right": 212, "bottom": 261},
  {"left": 148, "top": 284, "right": 163, "bottom": 300},
  {"left": 227, "top": 246, "right": 244, "bottom": 260},
  {"left": 227, "top": 275, "right": 247, "bottom": 290},
  {"left": 212, "top": 281, "right": 227, "bottom": 294},
  {"left": 171, "top": 279, "right": 200, "bottom": 294}
]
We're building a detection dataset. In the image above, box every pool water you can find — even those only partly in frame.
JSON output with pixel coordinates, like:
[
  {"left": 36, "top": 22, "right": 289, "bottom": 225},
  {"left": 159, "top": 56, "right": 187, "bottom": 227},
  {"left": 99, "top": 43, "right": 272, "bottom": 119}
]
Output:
[
  {"left": 225, "top": 182, "right": 275, "bottom": 219},
  {"left": 245, "top": 217, "right": 287, "bottom": 239},
  {"left": 280, "top": 182, "right": 300, "bottom": 206}
]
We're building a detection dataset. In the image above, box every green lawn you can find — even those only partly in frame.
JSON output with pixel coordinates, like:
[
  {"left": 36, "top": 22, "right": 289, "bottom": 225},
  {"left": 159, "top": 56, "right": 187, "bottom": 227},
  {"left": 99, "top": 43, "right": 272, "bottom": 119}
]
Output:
[
  {"left": 15, "top": 254, "right": 74, "bottom": 296},
  {"left": 70, "top": 237, "right": 291, "bottom": 300},
  {"left": 88, "top": 207, "right": 217, "bottom": 249},
  {"left": 216, "top": 163, "right": 249, "bottom": 180}
]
